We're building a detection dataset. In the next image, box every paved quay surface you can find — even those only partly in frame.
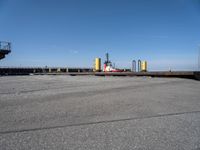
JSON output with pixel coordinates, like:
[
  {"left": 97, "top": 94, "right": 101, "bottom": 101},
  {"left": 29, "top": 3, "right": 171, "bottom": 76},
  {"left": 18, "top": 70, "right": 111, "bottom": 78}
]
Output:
[{"left": 0, "top": 75, "right": 200, "bottom": 150}]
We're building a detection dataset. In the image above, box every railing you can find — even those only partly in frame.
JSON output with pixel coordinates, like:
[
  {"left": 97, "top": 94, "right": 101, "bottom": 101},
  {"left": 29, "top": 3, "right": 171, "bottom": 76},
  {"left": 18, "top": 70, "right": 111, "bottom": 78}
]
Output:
[{"left": 0, "top": 41, "right": 11, "bottom": 51}]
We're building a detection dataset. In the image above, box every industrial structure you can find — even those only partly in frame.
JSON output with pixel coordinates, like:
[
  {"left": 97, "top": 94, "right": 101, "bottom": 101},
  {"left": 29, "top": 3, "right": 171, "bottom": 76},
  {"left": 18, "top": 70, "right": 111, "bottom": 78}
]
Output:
[
  {"left": 93, "top": 58, "right": 101, "bottom": 72},
  {"left": 137, "top": 60, "right": 147, "bottom": 72},
  {"left": 103, "top": 53, "right": 124, "bottom": 72},
  {"left": 0, "top": 41, "right": 11, "bottom": 60},
  {"left": 0, "top": 46, "right": 199, "bottom": 80},
  {"left": 94, "top": 53, "right": 147, "bottom": 73}
]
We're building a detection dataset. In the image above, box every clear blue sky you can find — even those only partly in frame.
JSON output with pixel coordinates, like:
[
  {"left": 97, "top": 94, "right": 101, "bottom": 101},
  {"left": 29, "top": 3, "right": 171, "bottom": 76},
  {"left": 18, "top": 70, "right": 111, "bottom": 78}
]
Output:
[{"left": 0, "top": 0, "right": 200, "bottom": 71}]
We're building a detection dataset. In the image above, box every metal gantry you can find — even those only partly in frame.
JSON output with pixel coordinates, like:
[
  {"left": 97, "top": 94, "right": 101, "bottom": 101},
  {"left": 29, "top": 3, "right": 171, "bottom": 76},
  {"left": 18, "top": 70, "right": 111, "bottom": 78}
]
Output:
[{"left": 0, "top": 41, "right": 11, "bottom": 60}]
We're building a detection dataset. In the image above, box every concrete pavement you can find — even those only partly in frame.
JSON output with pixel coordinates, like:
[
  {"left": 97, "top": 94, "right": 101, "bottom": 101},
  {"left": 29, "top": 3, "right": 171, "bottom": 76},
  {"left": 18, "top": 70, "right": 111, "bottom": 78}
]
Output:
[{"left": 0, "top": 76, "right": 200, "bottom": 149}]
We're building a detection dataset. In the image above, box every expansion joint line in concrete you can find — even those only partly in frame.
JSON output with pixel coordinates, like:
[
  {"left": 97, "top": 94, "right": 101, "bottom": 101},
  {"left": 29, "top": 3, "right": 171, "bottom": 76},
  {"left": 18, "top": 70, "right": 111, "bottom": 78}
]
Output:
[{"left": 0, "top": 110, "right": 200, "bottom": 135}]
